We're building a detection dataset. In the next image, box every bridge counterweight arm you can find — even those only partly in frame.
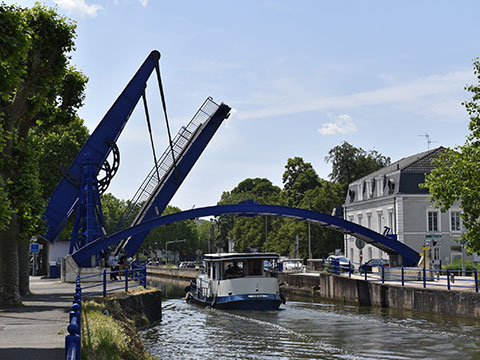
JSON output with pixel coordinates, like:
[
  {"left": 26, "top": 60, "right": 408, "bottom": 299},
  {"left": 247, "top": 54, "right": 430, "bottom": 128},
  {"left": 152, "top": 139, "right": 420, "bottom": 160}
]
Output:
[{"left": 42, "top": 51, "right": 162, "bottom": 243}]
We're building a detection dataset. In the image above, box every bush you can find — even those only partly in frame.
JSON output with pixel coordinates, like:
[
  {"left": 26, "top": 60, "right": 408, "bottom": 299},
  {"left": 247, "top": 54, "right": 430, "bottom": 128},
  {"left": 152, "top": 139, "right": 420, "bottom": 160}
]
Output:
[{"left": 445, "top": 258, "right": 476, "bottom": 272}]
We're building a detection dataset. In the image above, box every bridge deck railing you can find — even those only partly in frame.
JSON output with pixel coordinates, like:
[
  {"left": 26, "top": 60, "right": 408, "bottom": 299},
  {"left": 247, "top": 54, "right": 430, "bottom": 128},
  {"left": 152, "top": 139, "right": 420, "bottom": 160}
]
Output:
[{"left": 322, "top": 259, "right": 479, "bottom": 293}]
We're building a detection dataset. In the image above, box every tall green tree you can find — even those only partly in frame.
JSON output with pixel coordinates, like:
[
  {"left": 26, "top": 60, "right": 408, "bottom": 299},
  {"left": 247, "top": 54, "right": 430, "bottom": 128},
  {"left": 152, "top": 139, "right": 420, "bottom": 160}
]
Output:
[
  {"left": 325, "top": 141, "right": 390, "bottom": 189},
  {"left": 218, "top": 178, "right": 281, "bottom": 253},
  {"left": 423, "top": 58, "right": 480, "bottom": 253},
  {"left": 0, "top": 4, "right": 87, "bottom": 305},
  {"left": 33, "top": 116, "right": 89, "bottom": 199},
  {"left": 282, "top": 157, "right": 321, "bottom": 203}
]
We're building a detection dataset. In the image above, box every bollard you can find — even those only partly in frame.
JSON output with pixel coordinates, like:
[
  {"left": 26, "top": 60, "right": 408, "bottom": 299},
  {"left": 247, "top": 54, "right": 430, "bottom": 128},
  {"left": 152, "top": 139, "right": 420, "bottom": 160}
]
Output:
[
  {"left": 423, "top": 267, "right": 426, "bottom": 288},
  {"left": 381, "top": 266, "right": 385, "bottom": 284},
  {"left": 73, "top": 292, "right": 81, "bottom": 307},
  {"left": 69, "top": 302, "right": 81, "bottom": 335},
  {"left": 364, "top": 266, "right": 367, "bottom": 281},
  {"left": 65, "top": 316, "right": 81, "bottom": 360}
]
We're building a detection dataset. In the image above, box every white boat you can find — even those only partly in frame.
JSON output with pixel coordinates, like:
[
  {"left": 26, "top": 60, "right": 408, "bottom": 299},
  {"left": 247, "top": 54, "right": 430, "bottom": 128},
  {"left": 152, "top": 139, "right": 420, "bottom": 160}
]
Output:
[{"left": 186, "top": 252, "right": 285, "bottom": 310}]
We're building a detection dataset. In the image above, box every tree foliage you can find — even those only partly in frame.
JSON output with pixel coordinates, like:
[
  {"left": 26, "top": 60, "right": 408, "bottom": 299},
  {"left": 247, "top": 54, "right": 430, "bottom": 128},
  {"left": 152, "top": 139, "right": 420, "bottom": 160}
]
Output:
[
  {"left": 215, "top": 159, "right": 345, "bottom": 259},
  {"left": 423, "top": 58, "right": 480, "bottom": 253},
  {"left": 282, "top": 157, "right": 321, "bottom": 202},
  {"left": 0, "top": 3, "right": 87, "bottom": 305},
  {"left": 325, "top": 141, "right": 391, "bottom": 187}
]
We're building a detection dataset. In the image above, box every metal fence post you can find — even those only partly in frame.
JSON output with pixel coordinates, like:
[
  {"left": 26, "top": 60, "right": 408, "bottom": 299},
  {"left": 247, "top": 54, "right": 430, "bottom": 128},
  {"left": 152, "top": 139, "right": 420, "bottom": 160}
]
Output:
[
  {"left": 381, "top": 266, "right": 385, "bottom": 284},
  {"left": 447, "top": 268, "right": 450, "bottom": 290},
  {"left": 401, "top": 266, "right": 404, "bottom": 286},
  {"left": 423, "top": 267, "right": 426, "bottom": 288},
  {"left": 143, "top": 266, "right": 147, "bottom": 288},
  {"left": 364, "top": 266, "right": 367, "bottom": 281},
  {"left": 125, "top": 267, "right": 129, "bottom": 292},
  {"left": 103, "top": 269, "right": 107, "bottom": 297},
  {"left": 475, "top": 269, "right": 479, "bottom": 293}
]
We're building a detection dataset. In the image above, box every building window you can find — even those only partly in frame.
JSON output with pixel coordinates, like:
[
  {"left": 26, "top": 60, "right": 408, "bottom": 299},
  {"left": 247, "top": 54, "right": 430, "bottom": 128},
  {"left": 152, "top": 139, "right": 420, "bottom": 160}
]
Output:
[
  {"left": 377, "top": 178, "right": 384, "bottom": 197},
  {"left": 367, "top": 213, "right": 372, "bottom": 229},
  {"left": 377, "top": 211, "right": 383, "bottom": 233},
  {"left": 357, "top": 214, "right": 362, "bottom": 226},
  {"left": 450, "top": 211, "right": 461, "bottom": 232},
  {"left": 388, "top": 211, "right": 393, "bottom": 231},
  {"left": 428, "top": 211, "right": 439, "bottom": 232}
]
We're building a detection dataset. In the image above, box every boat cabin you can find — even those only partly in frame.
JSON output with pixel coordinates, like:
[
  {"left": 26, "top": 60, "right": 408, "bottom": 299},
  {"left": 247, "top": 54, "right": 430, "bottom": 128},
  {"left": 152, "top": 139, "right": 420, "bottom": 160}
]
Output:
[{"left": 203, "top": 253, "right": 279, "bottom": 281}]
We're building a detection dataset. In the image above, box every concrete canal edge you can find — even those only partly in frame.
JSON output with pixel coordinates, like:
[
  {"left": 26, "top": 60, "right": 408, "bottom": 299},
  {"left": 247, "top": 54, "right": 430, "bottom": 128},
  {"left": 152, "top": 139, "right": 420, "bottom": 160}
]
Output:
[
  {"left": 81, "top": 288, "right": 162, "bottom": 359},
  {"left": 147, "top": 265, "right": 200, "bottom": 280},
  {"left": 278, "top": 273, "right": 480, "bottom": 318}
]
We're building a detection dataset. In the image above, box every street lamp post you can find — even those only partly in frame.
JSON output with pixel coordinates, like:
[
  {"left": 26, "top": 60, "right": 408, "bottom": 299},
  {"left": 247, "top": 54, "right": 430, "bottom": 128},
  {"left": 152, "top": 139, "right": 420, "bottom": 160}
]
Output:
[
  {"left": 296, "top": 192, "right": 312, "bottom": 260},
  {"left": 209, "top": 218, "right": 215, "bottom": 253}
]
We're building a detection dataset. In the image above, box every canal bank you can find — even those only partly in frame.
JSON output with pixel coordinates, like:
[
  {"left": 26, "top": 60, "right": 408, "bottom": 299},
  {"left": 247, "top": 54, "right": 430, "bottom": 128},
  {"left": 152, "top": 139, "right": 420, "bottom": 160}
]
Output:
[
  {"left": 279, "top": 272, "right": 480, "bottom": 318},
  {"left": 81, "top": 288, "right": 162, "bottom": 359},
  {"left": 146, "top": 265, "right": 480, "bottom": 318}
]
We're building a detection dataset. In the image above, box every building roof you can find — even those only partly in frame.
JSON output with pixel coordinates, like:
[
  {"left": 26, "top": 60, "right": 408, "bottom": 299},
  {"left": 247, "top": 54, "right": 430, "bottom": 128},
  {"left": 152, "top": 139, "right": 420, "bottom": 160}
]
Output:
[{"left": 353, "top": 146, "right": 445, "bottom": 183}]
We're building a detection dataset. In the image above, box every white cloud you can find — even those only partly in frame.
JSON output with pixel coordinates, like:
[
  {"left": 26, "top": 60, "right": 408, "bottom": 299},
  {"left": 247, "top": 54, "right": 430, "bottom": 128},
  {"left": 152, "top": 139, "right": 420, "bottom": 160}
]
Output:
[
  {"left": 237, "top": 69, "right": 473, "bottom": 121},
  {"left": 139, "top": 0, "right": 148, "bottom": 7},
  {"left": 318, "top": 114, "right": 357, "bottom": 136},
  {"left": 54, "top": 0, "right": 103, "bottom": 17}
]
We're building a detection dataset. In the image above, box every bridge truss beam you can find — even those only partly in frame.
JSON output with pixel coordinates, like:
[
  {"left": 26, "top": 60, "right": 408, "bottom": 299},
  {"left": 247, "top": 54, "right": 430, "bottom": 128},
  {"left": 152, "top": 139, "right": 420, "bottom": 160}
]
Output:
[{"left": 72, "top": 202, "right": 420, "bottom": 267}]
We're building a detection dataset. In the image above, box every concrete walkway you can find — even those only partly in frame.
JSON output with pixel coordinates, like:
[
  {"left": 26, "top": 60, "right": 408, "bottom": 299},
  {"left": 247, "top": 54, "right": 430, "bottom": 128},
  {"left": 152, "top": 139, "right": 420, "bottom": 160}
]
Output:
[{"left": 0, "top": 276, "right": 75, "bottom": 360}]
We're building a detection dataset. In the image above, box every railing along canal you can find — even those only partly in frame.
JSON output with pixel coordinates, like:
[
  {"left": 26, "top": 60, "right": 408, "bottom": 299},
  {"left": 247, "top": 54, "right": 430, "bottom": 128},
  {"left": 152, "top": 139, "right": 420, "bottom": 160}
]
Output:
[
  {"left": 64, "top": 266, "right": 147, "bottom": 359},
  {"left": 325, "top": 258, "right": 480, "bottom": 292}
]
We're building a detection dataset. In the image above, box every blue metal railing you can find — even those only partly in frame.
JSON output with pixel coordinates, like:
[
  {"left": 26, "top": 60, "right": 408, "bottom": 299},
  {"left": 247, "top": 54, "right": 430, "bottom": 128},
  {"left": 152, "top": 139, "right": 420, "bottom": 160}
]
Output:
[
  {"left": 65, "top": 266, "right": 147, "bottom": 359},
  {"left": 323, "top": 259, "right": 480, "bottom": 293}
]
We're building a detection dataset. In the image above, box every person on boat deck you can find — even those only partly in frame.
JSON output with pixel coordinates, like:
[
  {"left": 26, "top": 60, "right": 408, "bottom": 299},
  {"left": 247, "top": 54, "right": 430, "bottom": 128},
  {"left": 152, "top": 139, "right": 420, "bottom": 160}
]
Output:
[
  {"left": 225, "top": 264, "right": 234, "bottom": 277},
  {"left": 233, "top": 262, "right": 241, "bottom": 275}
]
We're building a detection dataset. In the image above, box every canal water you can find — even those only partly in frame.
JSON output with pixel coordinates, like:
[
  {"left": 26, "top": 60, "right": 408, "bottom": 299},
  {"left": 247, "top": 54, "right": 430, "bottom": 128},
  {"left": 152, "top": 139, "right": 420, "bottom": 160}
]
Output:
[{"left": 141, "top": 277, "right": 480, "bottom": 359}]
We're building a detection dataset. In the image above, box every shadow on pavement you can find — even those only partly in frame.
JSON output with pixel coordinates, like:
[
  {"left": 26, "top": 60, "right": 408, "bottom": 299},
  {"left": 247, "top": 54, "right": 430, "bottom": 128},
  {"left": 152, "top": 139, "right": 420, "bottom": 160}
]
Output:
[{"left": 0, "top": 347, "right": 64, "bottom": 360}]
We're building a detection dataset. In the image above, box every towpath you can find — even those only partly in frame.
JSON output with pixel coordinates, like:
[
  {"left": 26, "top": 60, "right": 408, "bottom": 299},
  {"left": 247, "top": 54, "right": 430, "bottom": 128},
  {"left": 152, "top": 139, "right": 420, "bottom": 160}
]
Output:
[{"left": 0, "top": 276, "right": 74, "bottom": 360}]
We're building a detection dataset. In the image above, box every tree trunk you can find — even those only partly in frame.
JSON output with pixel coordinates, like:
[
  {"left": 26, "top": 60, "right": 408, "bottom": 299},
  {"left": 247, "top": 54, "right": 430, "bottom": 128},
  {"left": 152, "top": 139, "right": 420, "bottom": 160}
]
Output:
[
  {"left": 0, "top": 214, "right": 21, "bottom": 306},
  {"left": 18, "top": 237, "right": 30, "bottom": 296}
]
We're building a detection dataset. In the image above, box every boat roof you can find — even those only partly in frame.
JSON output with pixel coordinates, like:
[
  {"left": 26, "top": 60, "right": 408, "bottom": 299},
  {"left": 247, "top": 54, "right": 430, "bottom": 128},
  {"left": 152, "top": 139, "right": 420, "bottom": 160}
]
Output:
[{"left": 203, "top": 252, "right": 280, "bottom": 262}]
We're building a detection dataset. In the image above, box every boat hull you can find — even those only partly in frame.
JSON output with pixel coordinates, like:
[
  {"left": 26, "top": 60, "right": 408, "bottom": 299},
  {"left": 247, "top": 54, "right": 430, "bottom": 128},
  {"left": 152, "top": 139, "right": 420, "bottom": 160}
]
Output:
[{"left": 187, "top": 291, "right": 283, "bottom": 311}]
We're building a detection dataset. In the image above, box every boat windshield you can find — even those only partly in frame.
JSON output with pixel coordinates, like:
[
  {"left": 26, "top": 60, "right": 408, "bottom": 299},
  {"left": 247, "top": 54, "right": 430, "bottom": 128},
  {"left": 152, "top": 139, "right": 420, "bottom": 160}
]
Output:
[{"left": 222, "top": 259, "right": 264, "bottom": 279}]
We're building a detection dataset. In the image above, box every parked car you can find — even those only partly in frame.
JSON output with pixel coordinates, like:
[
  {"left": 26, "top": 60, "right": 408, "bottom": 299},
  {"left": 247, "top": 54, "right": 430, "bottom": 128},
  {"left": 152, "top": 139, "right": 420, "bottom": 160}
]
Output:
[
  {"left": 179, "top": 261, "right": 196, "bottom": 269},
  {"left": 358, "top": 258, "right": 389, "bottom": 274},
  {"left": 326, "top": 255, "right": 353, "bottom": 273}
]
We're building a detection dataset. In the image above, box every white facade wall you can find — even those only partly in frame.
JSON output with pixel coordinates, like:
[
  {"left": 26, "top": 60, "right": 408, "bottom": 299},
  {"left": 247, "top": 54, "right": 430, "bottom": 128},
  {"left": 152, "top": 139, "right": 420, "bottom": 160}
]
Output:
[{"left": 345, "top": 193, "right": 467, "bottom": 266}]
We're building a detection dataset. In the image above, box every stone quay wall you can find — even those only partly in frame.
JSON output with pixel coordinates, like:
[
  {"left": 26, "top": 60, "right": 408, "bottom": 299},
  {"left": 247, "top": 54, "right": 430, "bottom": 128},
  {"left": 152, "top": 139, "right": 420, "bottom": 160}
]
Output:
[{"left": 278, "top": 272, "right": 480, "bottom": 318}]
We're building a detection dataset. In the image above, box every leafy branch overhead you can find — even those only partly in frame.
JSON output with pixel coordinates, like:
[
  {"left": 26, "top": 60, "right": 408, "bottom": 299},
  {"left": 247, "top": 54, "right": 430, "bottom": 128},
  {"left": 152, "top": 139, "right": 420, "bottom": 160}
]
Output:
[{"left": 423, "top": 58, "right": 480, "bottom": 253}]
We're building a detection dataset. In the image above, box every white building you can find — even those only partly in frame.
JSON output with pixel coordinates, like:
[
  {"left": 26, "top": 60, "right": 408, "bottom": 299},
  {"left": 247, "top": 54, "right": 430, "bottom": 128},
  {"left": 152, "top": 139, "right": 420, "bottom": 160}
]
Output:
[{"left": 344, "top": 147, "right": 471, "bottom": 267}]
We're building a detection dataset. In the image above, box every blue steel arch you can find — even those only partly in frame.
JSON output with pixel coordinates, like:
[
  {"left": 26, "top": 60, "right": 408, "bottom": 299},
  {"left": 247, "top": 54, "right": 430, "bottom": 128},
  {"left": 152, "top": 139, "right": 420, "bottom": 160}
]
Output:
[{"left": 73, "top": 202, "right": 420, "bottom": 266}]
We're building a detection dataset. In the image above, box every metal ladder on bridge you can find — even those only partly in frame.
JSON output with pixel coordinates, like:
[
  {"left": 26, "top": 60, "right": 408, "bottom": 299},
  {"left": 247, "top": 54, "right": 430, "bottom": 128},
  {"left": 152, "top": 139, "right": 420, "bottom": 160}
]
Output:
[{"left": 114, "top": 97, "right": 220, "bottom": 235}]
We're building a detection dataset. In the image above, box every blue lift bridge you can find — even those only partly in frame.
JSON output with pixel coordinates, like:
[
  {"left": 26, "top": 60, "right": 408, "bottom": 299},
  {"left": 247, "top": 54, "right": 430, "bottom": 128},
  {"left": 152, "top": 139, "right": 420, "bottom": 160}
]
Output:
[{"left": 41, "top": 50, "right": 420, "bottom": 269}]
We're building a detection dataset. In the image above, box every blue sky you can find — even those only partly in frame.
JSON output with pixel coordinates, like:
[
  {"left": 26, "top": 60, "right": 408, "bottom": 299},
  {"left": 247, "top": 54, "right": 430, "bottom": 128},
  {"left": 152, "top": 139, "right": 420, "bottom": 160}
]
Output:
[{"left": 10, "top": 0, "right": 480, "bottom": 210}]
